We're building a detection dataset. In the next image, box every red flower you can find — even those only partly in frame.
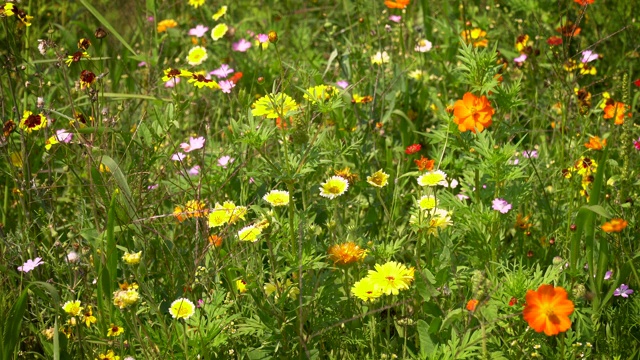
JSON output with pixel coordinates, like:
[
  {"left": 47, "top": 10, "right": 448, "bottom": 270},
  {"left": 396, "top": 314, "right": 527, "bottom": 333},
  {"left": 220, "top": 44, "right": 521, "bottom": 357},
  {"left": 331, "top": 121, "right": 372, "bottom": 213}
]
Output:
[
  {"left": 405, "top": 143, "right": 422, "bottom": 155},
  {"left": 466, "top": 299, "right": 479, "bottom": 311},
  {"left": 509, "top": 297, "right": 517, "bottom": 306},
  {"left": 634, "top": 79, "right": 640, "bottom": 87},
  {"left": 546, "top": 36, "right": 563, "bottom": 46},
  {"left": 229, "top": 72, "right": 243, "bottom": 84},
  {"left": 574, "top": 0, "right": 594, "bottom": 5}
]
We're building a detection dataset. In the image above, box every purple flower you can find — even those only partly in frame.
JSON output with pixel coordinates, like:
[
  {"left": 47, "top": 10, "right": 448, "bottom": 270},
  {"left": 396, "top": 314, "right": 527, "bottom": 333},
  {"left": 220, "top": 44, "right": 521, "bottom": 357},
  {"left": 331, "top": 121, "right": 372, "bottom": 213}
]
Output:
[
  {"left": 217, "top": 155, "right": 235, "bottom": 168},
  {"left": 219, "top": 80, "right": 235, "bottom": 93},
  {"left": 336, "top": 80, "right": 349, "bottom": 89},
  {"left": 614, "top": 284, "right": 634, "bottom": 298},
  {"left": 171, "top": 152, "right": 186, "bottom": 161},
  {"left": 522, "top": 150, "right": 538, "bottom": 158},
  {"left": 210, "top": 64, "right": 234, "bottom": 79},
  {"left": 197, "top": 299, "right": 204, "bottom": 308},
  {"left": 56, "top": 129, "right": 73, "bottom": 143},
  {"left": 514, "top": 54, "right": 527, "bottom": 63},
  {"left": 389, "top": 15, "right": 402, "bottom": 23},
  {"left": 604, "top": 270, "right": 613, "bottom": 280},
  {"left": 147, "top": 184, "right": 158, "bottom": 190},
  {"left": 581, "top": 50, "right": 599, "bottom": 63},
  {"left": 18, "top": 257, "right": 44, "bottom": 273},
  {"left": 232, "top": 38, "right": 252, "bottom": 52},
  {"left": 189, "top": 25, "right": 209, "bottom": 38},
  {"left": 256, "top": 34, "right": 269, "bottom": 43},
  {"left": 180, "top": 136, "right": 205, "bottom": 153},
  {"left": 138, "top": 61, "right": 147, "bottom": 67},
  {"left": 492, "top": 198, "right": 512, "bottom": 214},
  {"left": 456, "top": 193, "right": 470, "bottom": 201},
  {"left": 147, "top": 16, "right": 154, "bottom": 22}
]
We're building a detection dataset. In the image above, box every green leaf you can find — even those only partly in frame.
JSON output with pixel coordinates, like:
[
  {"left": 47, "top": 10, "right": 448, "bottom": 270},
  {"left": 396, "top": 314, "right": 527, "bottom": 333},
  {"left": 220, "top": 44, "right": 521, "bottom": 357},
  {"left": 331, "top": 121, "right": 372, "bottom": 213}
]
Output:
[
  {"left": 2, "top": 288, "right": 29, "bottom": 360},
  {"left": 417, "top": 319, "right": 435, "bottom": 358},
  {"left": 581, "top": 205, "right": 611, "bottom": 219}
]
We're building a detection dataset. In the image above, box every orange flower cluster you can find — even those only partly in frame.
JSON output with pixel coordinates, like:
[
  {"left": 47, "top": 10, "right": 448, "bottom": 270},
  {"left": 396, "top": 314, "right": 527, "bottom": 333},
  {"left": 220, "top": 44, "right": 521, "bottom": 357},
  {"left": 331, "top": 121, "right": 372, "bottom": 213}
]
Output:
[
  {"left": 601, "top": 218, "right": 628, "bottom": 233},
  {"left": 523, "top": 284, "right": 574, "bottom": 336},
  {"left": 461, "top": 28, "right": 488, "bottom": 48},
  {"left": 414, "top": 156, "right": 435, "bottom": 172},
  {"left": 452, "top": 93, "right": 495, "bottom": 133},
  {"left": 384, "top": 0, "right": 409, "bottom": 9},
  {"left": 603, "top": 101, "right": 631, "bottom": 125},
  {"left": 584, "top": 136, "right": 606, "bottom": 150},
  {"left": 328, "top": 242, "right": 367, "bottom": 265}
]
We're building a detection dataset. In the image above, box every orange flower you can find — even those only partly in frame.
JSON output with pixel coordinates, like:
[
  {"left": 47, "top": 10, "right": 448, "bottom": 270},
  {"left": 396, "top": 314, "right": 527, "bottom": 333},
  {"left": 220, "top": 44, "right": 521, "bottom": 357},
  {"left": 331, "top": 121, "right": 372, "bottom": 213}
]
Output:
[
  {"left": 208, "top": 234, "right": 223, "bottom": 247},
  {"left": 557, "top": 23, "right": 581, "bottom": 37},
  {"left": 603, "top": 101, "right": 631, "bottom": 125},
  {"left": 523, "top": 284, "right": 574, "bottom": 336},
  {"left": 601, "top": 218, "right": 628, "bottom": 233},
  {"left": 584, "top": 136, "right": 606, "bottom": 150},
  {"left": 414, "top": 156, "right": 435, "bottom": 172},
  {"left": 452, "top": 93, "right": 495, "bottom": 133},
  {"left": 461, "top": 28, "right": 488, "bottom": 47},
  {"left": 328, "top": 242, "right": 367, "bottom": 265},
  {"left": 466, "top": 299, "right": 479, "bottom": 311},
  {"left": 384, "top": 0, "right": 409, "bottom": 9},
  {"left": 574, "top": 0, "right": 594, "bottom": 5}
]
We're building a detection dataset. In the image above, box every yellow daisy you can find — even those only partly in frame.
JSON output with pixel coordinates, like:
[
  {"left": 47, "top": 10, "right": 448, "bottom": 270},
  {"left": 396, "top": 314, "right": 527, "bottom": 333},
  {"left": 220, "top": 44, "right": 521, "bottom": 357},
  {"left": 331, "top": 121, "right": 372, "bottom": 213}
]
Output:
[
  {"left": 251, "top": 92, "right": 299, "bottom": 119},
  {"left": 19, "top": 111, "right": 47, "bottom": 133},
  {"left": 366, "top": 169, "right": 390, "bottom": 188},
  {"left": 351, "top": 277, "right": 383, "bottom": 302},
  {"left": 62, "top": 300, "right": 83, "bottom": 316},
  {"left": 169, "top": 298, "right": 195, "bottom": 320},
  {"left": 211, "top": 23, "right": 228, "bottom": 41},
  {"left": 187, "top": 46, "right": 208, "bottom": 66},
  {"left": 367, "top": 261, "right": 415, "bottom": 295},
  {"left": 107, "top": 324, "right": 124, "bottom": 337},
  {"left": 238, "top": 225, "right": 261, "bottom": 242},
  {"left": 319, "top": 176, "right": 349, "bottom": 199},
  {"left": 263, "top": 190, "right": 290, "bottom": 206},
  {"left": 418, "top": 195, "right": 437, "bottom": 210}
]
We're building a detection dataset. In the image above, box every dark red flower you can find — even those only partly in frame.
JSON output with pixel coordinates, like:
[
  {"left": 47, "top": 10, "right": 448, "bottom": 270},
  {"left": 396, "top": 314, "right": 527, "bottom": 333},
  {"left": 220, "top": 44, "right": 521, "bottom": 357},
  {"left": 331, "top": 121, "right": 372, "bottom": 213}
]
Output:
[
  {"left": 405, "top": 143, "right": 422, "bottom": 155},
  {"left": 546, "top": 36, "right": 563, "bottom": 46},
  {"left": 634, "top": 79, "right": 640, "bottom": 87},
  {"left": 509, "top": 297, "right": 517, "bottom": 306}
]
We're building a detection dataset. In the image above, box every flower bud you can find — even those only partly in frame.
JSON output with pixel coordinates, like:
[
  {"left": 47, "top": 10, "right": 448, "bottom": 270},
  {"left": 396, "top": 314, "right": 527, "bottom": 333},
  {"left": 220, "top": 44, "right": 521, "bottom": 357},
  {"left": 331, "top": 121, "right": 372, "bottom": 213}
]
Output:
[{"left": 268, "top": 30, "right": 278, "bottom": 44}]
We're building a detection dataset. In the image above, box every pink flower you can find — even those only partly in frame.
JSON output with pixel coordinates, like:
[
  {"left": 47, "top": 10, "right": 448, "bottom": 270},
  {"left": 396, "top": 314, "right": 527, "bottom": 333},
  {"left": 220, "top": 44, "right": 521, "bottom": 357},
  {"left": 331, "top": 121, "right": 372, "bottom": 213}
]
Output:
[
  {"left": 232, "top": 38, "right": 252, "bottom": 52},
  {"left": 138, "top": 61, "right": 147, "bottom": 67},
  {"left": 18, "top": 257, "right": 44, "bottom": 273},
  {"left": 492, "top": 198, "right": 512, "bottom": 214},
  {"left": 217, "top": 155, "right": 235, "bottom": 168},
  {"left": 522, "top": 150, "right": 538, "bottom": 158},
  {"left": 56, "top": 129, "right": 73, "bottom": 143},
  {"left": 457, "top": 193, "right": 470, "bottom": 201},
  {"left": 614, "top": 284, "right": 634, "bottom": 298},
  {"left": 180, "top": 137, "right": 205, "bottom": 152},
  {"left": 210, "top": 64, "right": 234, "bottom": 79},
  {"left": 256, "top": 34, "right": 269, "bottom": 43},
  {"left": 389, "top": 15, "right": 402, "bottom": 23},
  {"left": 188, "top": 165, "right": 200, "bottom": 176},
  {"left": 581, "top": 50, "right": 599, "bottom": 63},
  {"left": 189, "top": 25, "right": 209, "bottom": 38},
  {"left": 219, "top": 80, "right": 235, "bottom": 93},
  {"left": 147, "top": 184, "right": 158, "bottom": 190},
  {"left": 165, "top": 77, "right": 180, "bottom": 88},
  {"left": 336, "top": 80, "right": 349, "bottom": 89},
  {"left": 633, "top": 137, "right": 640, "bottom": 150},
  {"left": 171, "top": 152, "right": 186, "bottom": 161},
  {"left": 514, "top": 54, "right": 527, "bottom": 63}
]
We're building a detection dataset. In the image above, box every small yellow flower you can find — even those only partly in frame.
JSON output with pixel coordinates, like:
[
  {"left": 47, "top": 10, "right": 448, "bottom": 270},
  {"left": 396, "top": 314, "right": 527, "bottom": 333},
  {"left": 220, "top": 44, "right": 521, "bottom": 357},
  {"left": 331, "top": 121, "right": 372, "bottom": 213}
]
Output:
[
  {"left": 188, "top": 0, "right": 205, "bottom": 8},
  {"left": 371, "top": 51, "right": 390, "bottom": 65},
  {"left": 162, "top": 68, "right": 192, "bottom": 82},
  {"left": 319, "top": 176, "right": 349, "bottom": 199},
  {"left": 418, "top": 195, "right": 437, "bottom": 210},
  {"left": 2, "top": 3, "right": 16, "bottom": 17},
  {"left": 19, "top": 111, "right": 47, "bottom": 133},
  {"left": 82, "top": 306, "right": 97, "bottom": 327},
  {"left": 157, "top": 19, "right": 178, "bottom": 33},
  {"left": 366, "top": 169, "right": 390, "bottom": 188},
  {"left": 107, "top": 324, "right": 124, "bottom": 337},
  {"left": 169, "top": 298, "right": 196, "bottom": 320},
  {"left": 351, "top": 277, "right": 383, "bottom": 302},
  {"left": 211, "top": 23, "right": 228, "bottom": 41},
  {"left": 236, "top": 279, "right": 247, "bottom": 293},
  {"left": 187, "top": 46, "right": 208, "bottom": 66},
  {"left": 45, "top": 135, "right": 59, "bottom": 151},
  {"left": 408, "top": 70, "right": 425, "bottom": 80},
  {"left": 238, "top": 225, "right": 262, "bottom": 242},
  {"left": 112, "top": 283, "right": 139, "bottom": 309},
  {"left": 303, "top": 85, "right": 336, "bottom": 103},
  {"left": 212, "top": 5, "right": 227, "bottom": 20},
  {"left": 62, "top": 300, "right": 83, "bottom": 316},
  {"left": 96, "top": 350, "right": 120, "bottom": 360},
  {"left": 122, "top": 251, "right": 142, "bottom": 265},
  {"left": 263, "top": 190, "right": 290, "bottom": 207},
  {"left": 251, "top": 93, "right": 299, "bottom": 119},
  {"left": 427, "top": 208, "right": 452, "bottom": 235}
]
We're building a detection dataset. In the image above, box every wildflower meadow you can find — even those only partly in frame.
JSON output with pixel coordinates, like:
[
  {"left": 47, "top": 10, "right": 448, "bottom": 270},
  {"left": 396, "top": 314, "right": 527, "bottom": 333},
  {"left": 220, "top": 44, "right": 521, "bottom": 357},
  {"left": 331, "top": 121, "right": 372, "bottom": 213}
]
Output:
[{"left": 2, "top": 0, "right": 640, "bottom": 358}]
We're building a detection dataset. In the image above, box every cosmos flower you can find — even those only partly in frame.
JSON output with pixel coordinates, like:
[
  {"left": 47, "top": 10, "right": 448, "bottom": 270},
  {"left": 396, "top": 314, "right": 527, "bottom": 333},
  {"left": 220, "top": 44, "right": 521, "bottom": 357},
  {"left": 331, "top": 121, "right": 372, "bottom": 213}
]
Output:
[
  {"left": 217, "top": 155, "right": 234, "bottom": 168},
  {"left": 188, "top": 25, "right": 209, "bottom": 37},
  {"left": 492, "top": 198, "right": 512, "bottom": 214},
  {"left": 17, "top": 257, "right": 44, "bottom": 273},
  {"left": 522, "top": 284, "right": 574, "bottom": 336},
  {"left": 232, "top": 38, "right": 252, "bottom": 52},
  {"left": 452, "top": 92, "right": 495, "bottom": 133},
  {"left": 210, "top": 64, "right": 234, "bottom": 79},
  {"left": 219, "top": 80, "right": 235, "bottom": 93}
]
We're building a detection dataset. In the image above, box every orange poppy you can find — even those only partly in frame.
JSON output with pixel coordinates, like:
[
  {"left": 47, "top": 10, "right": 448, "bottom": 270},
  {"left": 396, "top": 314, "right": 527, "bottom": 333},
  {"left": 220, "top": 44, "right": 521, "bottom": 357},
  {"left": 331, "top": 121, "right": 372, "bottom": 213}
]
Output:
[
  {"left": 452, "top": 92, "right": 495, "bottom": 133},
  {"left": 466, "top": 299, "right": 479, "bottom": 311},
  {"left": 523, "top": 284, "right": 574, "bottom": 336},
  {"left": 384, "top": 0, "right": 409, "bottom": 9},
  {"left": 603, "top": 101, "right": 631, "bottom": 125},
  {"left": 584, "top": 136, "right": 606, "bottom": 150},
  {"left": 601, "top": 218, "right": 628, "bottom": 233}
]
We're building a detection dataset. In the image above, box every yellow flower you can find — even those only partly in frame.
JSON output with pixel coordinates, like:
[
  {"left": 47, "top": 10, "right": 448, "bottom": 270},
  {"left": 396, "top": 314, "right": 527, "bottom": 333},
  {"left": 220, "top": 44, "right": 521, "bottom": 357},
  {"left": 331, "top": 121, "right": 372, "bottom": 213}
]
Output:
[
  {"left": 187, "top": 46, "right": 208, "bottom": 66},
  {"left": 351, "top": 277, "right": 383, "bottom": 302},
  {"left": 212, "top": 5, "right": 227, "bottom": 20},
  {"left": 188, "top": 72, "right": 220, "bottom": 89},
  {"left": 211, "top": 23, "right": 228, "bottom": 41},
  {"left": 62, "top": 300, "right": 83, "bottom": 316},
  {"left": 418, "top": 195, "right": 437, "bottom": 210},
  {"left": 408, "top": 70, "right": 425, "bottom": 80},
  {"left": 461, "top": 28, "right": 488, "bottom": 47},
  {"left": 366, "top": 169, "right": 390, "bottom": 188},
  {"left": 107, "top": 324, "right": 124, "bottom": 337},
  {"left": 319, "top": 176, "right": 349, "bottom": 199},
  {"left": 184, "top": 199, "right": 209, "bottom": 218},
  {"left": 264, "top": 279, "right": 299, "bottom": 300},
  {"left": 371, "top": 51, "right": 390, "bottom": 65},
  {"left": 251, "top": 93, "right": 299, "bottom": 119},
  {"left": 188, "top": 0, "right": 205, "bottom": 8},
  {"left": 113, "top": 283, "right": 139, "bottom": 309},
  {"left": 328, "top": 242, "right": 367, "bottom": 265},
  {"left": 417, "top": 170, "right": 447, "bottom": 187},
  {"left": 19, "top": 111, "right": 47, "bottom": 133},
  {"left": 45, "top": 135, "right": 59, "bottom": 150},
  {"left": 96, "top": 350, "right": 120, "bottom": 360},
  {"left": 238, "top": 225, "right": 262, "bottom": 242},
  {"left": 236, "top": 279, "right": 247, "bottom": 293},
  {"left": 169, "top": 298, "right": 196, "bottom": 320},
  {"left": 64, "top": 51, "right": 90, "bottom": 66},
  {"left": 122, "top": 251, "right": 142, "bottom": 265},
  {"left": 263, "top": 190, "right": 290, "bottom": 207},
  {"left": 82, "top": 306, "right": 97, "bottom": 327},
  {"left": 162, "top": 68, "right": 192, "bottom": 82},
  {"left": 367, "top": 261, "right": 415, "bottom": 295},
  {"left": 303, "top": 85, "right": 336, "bottom": 103},
  {"left": 427, "top": 208, "right": 452, "bottom": 235},
  {"left": 515, "top": 34, "right": 529, "bottom": 52},
  {"left": 2, "top": 3, "right": 15, "bottom": 17},
  {"left": 224, "top": 201, "right": 247, "bottom": 224},
  {"left": 157, "top": 19, "right": 177, "bottom": 33}
]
